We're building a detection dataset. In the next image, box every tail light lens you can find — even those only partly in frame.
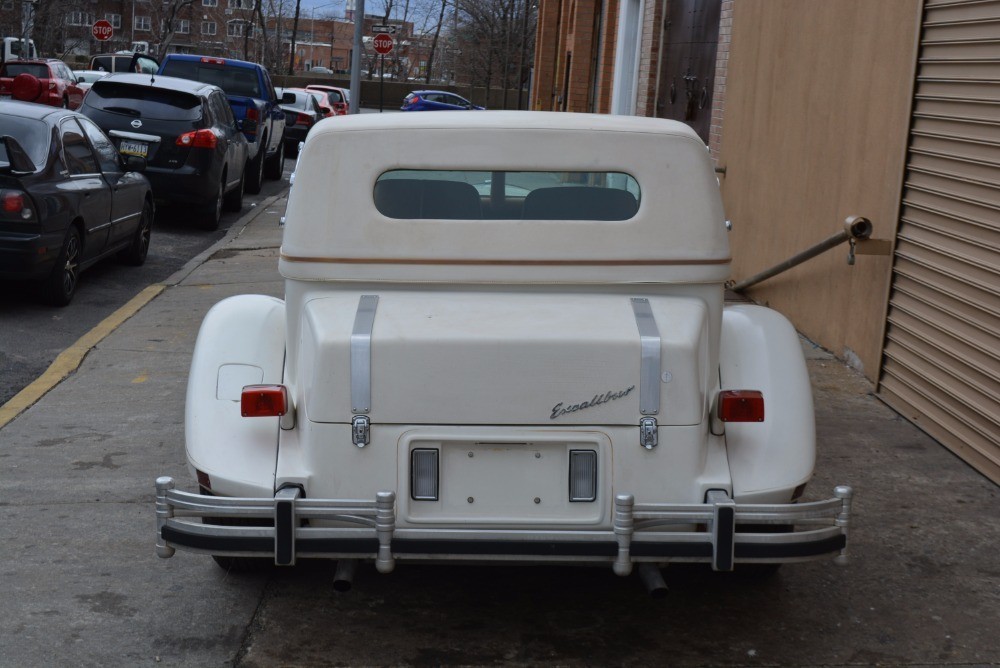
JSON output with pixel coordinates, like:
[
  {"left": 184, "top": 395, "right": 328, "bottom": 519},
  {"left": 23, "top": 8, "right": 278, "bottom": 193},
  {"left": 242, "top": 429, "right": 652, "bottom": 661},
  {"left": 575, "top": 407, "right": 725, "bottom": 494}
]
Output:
[
  {"left": 408, "top": 95, "right": 420, "bottom": 106},
  {"left": 176, "top": 129, "right": 218, "bottom": 149},
  {"left": 0, "top": 189, "right": 36, "bottom": 221},
  {"left": 241, "top": 385, "right": 289, "bottom": 417},
  {"left": 246, "top": 107, "right": 259, "bottom": 121},
  {"left": 411, "top": 449, "right": 439, "bottom": 500},
  {"left": 717, "top": 390, "right": 765, "bottom": 422},
  {"left": 333, "top": 102, "right": 347, "bottom": 114},
  {"left": 295, "top": 112, "right": 313, "bottom": 127},
  {"left": 569, "top": 450, "right": 597, "bottom": 502}
]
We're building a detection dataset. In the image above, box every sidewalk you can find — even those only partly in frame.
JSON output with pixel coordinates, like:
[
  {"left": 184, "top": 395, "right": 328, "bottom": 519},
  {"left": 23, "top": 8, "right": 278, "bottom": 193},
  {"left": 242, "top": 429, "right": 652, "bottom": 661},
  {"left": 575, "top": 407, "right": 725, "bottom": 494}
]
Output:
[{"left": 1, "top": 189, "right": 999, "bottom": 666}]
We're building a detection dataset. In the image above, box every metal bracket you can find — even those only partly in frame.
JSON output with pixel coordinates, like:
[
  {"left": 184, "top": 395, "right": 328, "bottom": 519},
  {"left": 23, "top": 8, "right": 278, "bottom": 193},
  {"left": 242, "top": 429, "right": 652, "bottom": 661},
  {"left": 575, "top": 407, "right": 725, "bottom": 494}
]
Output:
[
  {"left": 630, "top": 298, "right": 661, "bottom": 416},
  {"left": 351, "top": 295, "right": 379, "bottom": 415},
  {"left": 352, "top": 415, "right": 370, "bottom": 447},
  {"left": 706, "top": 489, "right": 735, "bottom": 572},
  {"left": 274, "top": 486, "right": 302, "bottom": 566},
  {"left": 639, "top": 416, "right": 658, "bottom": 450}
]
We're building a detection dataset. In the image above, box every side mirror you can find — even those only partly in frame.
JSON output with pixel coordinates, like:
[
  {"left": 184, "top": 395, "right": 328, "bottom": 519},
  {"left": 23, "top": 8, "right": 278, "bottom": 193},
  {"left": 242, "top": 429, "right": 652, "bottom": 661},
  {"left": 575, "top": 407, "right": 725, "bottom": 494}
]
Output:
[{"left": 124, "top": 155, "right": 147, "bottom": 172}]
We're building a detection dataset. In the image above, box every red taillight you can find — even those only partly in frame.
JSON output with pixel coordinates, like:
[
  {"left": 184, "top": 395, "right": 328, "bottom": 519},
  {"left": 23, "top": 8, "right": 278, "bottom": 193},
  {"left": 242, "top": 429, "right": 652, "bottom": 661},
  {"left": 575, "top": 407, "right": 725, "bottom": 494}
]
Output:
[
  {"left": 176, "top": 129, "right": 218, "bottom": 149},
  {"left": 409, "top": 96, "right": 420, "bottom": 106},
  {"left": 246, "top": 107, "right": 259, "bottom": 121},
  {"left": 0, "top": 189, "right": 34, "bottom": 220},
  {"left": 200, "top": 57, "right": 225, "bottom": 64},
  {"left": 241, "top": 385, "right": 289, "bottom": 417},
  {"left": 295, "top": 112, "right": 313, "bottom": 127},
  {"left": 333, "top": 102, "right": 347, "bottom": 115},
  {"left": 717, "top": 390, "right": 765, "bottom": 422}
]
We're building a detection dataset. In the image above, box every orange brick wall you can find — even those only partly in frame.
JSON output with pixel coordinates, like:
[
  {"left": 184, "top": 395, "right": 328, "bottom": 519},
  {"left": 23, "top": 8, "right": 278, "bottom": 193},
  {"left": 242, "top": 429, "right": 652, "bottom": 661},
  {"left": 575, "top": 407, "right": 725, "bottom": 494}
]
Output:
[{"left": 708, "top": 0, "right": 733, "bottom": 161}]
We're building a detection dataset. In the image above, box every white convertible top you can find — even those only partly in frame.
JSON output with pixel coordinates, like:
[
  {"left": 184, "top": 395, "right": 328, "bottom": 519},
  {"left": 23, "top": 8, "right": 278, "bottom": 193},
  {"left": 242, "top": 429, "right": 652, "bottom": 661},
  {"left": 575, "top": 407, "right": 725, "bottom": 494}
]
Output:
[{"left": 280, "top": 111, "right": 730, "bottom": 284}]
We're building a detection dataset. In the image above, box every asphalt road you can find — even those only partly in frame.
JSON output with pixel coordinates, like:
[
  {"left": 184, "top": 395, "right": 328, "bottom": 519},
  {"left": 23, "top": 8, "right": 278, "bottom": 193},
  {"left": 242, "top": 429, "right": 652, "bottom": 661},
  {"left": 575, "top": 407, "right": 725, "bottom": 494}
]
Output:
[{"left": 0, "top": 161, "right": 291, "bottom": 408}]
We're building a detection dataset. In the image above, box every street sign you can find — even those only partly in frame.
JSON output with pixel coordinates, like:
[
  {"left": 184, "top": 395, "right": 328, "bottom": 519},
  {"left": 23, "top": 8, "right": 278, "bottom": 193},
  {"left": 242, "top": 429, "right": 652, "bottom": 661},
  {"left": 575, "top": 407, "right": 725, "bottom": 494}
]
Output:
[
  {"left": 371, "top": 25, "right": 397, "bottom": 34},
  {"left": 92, "top": 19, "right": 114, "bottom": 42},
  {"left": 372, "top": 33, "right": 394, "bottom": 55}
]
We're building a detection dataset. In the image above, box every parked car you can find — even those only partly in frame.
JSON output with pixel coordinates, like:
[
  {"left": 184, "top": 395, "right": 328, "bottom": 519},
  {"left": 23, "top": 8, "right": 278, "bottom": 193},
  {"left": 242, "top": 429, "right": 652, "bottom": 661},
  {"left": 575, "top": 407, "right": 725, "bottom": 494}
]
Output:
[
  {"left": 79, "top": 73, "right": 249, "bottom": 230},
  {"left": 276, "top": 88, "right": 324, "bottom": 157},
  {"left": 309, "top": 66, "right": 333, "bottom": 74},
  {"left": 1, "top": 37, "right": 37, "bottom": 63},
  {"left": 278, "top": 86, "right": 333, "bottom": 119},
  {"left": 0, "top": 59, "right": 85, "bottom": 109},
  {"left": 89, "top": 51, "right": 159, "bottom": 75},
  {"left": 0, "top": 100, "right": 153, "bottom": 305},
  {"left": 155, "top": 112, "right": 853, "bottom": 586},
  {"left": 73, "top": 69, "right": 109, "bottom": 93},
  {"left": 305, "top": 84, "right": 349, "bottom": 115},
  {"left": 400, "top": 90, "right": 484, "bottom": 111},
  {"left": 157, "top": 55, "right": 286, "bottom": 194}
]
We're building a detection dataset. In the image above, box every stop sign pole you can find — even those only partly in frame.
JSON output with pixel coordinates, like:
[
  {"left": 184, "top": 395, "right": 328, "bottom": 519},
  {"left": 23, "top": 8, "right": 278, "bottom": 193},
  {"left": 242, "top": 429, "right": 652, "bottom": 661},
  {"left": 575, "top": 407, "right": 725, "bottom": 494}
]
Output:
[{"left": 372, "top": 33, "right": 394, "bottom": 113}]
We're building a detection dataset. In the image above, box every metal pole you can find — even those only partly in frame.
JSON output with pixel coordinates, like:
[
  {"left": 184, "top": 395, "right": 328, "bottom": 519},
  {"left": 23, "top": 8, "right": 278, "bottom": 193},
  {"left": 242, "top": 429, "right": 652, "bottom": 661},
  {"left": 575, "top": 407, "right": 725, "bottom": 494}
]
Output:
[
  {"left": 379, "top": 53, "right": 384, "bottom": 112},
  {"left": 729, "top": 216, "right": 873, "bottom": 293},
  {"left": 350, "top": 0, "right": 364, "bottom": 113}
]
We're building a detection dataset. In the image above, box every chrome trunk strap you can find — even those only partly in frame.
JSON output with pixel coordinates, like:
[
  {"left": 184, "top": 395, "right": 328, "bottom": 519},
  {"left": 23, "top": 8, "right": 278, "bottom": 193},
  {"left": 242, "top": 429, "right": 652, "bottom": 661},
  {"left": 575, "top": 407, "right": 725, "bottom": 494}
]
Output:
[
  {"left": 351, "top": 295, "right": 379, "bottom": 414},
  {"left": 630, "top": 298, "right": 661, "bottom": 416}
]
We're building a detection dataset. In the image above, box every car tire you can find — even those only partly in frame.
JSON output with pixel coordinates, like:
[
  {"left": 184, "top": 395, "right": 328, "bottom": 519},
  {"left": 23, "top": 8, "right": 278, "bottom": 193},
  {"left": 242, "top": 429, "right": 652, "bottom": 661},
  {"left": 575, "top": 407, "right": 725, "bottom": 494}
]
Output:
[
  {"left": 264, "top": 135, "right": 285, "bottom": 180},
  {"left": 245, "top": 142, "right": 265, "bottom": 195},
  {"left": 223, "top": 166, "right": 245, "bottom": 213},
  {"left": 43, "top": 226, "right": 81, "bottom": 306},
  {"left": 199, "top": 178, "right": 224, "bottom": 231},
  {"left": 119, "top": 201, "right": 153, "bottom": 266}
]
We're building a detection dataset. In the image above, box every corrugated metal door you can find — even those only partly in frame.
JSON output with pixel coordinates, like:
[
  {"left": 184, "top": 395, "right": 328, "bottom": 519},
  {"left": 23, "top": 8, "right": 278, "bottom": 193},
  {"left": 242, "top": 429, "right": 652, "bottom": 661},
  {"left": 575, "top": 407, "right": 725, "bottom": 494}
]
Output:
[{"left": 880, "top": 0, "right": 1000, "bottom": 484}]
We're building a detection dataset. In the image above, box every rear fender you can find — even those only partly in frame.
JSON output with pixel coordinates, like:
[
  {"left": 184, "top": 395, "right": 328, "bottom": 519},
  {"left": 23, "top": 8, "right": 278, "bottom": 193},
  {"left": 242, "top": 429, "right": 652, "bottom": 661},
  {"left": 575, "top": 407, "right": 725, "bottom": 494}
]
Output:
[
  {"left": 719, "top": 305, "right": 815, "bottom": 501},
  {"left": 185, "top": 295, "right": 286, "bottom": 497}
]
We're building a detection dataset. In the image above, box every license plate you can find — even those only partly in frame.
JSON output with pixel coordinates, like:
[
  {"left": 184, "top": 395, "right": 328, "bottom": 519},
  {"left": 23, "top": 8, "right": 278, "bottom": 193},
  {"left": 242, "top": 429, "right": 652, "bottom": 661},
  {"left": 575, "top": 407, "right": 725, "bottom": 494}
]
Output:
[{"left": 119, "top": 140, "right": 148, "bottom": 158}]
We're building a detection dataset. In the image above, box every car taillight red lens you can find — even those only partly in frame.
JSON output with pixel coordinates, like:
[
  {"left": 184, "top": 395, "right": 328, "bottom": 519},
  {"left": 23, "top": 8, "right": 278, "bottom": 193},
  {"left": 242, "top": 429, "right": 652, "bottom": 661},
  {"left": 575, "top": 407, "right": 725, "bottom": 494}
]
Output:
[
  {"left": 717, "top": 390, "right": 765, "bottom": 422},
  {"left": 409, "top": 96, "right": 420, "bottom": 105},
  {"left": 200, "top": 57, "right": 225, "bottom": 64},
  {"left": 246, "top": 107, "right": 259, "bottom": 121},
  {"left": 0, "top": 189, "right": 34, "bottom": 221},
  {"left": 296, "top": 113, "right": 313, "bottom": 126},
  {"left": 333, "top": 102, "right": 347, "bottom": 114},
  {"left": 241, "top": 385, "right": 289, "bottom": 417},
  {"left": 176, "top": 129, "right": 218, "bottom": 149}
]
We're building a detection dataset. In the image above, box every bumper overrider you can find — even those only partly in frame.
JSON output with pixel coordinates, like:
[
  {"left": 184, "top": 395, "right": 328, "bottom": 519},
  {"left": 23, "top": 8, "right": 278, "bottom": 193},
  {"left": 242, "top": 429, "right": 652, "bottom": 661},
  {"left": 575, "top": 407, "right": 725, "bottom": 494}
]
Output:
[{"left": 155, "top": 477, "right": 852, "bottom": 574}]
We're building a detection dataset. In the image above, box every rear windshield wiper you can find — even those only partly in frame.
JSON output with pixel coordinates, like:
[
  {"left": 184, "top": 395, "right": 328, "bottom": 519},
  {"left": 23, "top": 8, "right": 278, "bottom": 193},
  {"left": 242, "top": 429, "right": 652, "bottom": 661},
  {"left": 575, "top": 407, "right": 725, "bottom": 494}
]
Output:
[{"left": 103, "top": 106, "right": 142, "bottom": 117}]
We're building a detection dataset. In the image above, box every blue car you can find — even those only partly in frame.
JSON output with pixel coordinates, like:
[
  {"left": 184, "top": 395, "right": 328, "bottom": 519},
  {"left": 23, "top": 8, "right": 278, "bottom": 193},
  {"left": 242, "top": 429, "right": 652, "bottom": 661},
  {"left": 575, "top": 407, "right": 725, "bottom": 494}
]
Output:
[{"left": 400, "top": 90, "right": 485, "bottom": 111}]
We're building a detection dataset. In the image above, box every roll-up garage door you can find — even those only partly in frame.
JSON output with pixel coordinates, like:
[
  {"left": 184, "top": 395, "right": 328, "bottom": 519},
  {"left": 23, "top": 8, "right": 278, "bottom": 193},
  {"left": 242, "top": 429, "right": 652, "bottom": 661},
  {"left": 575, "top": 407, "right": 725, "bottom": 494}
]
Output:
[{"left": 879, "top": 0, "right": 1000, "bottom": 484}]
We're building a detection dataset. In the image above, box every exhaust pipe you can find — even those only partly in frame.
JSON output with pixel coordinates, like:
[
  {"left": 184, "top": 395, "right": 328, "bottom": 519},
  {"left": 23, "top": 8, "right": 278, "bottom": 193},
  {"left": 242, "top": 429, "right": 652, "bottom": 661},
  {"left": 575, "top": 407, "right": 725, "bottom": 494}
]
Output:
[
  {"left": 333, "top": 559, "right": 358, "bottom": 592},
  {"left": 638, "top": 563, "right": 668, "bottom": 599}
]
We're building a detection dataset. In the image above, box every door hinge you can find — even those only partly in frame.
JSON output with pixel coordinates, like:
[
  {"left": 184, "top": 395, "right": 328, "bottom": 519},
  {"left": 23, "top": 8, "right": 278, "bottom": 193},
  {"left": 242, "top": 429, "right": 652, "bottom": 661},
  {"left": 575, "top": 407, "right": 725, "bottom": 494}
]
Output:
[
  {"left": 352, "top": 415, "right": 370, "bottom": 447},
  {"left": 639, "top": 416, "right": 658, "bottom": 450}
]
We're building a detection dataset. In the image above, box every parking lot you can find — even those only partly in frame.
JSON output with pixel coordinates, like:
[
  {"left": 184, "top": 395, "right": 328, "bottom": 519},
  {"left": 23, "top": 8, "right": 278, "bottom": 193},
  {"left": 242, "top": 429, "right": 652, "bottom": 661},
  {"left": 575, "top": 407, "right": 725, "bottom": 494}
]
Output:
[{"left": 1, "top": 194, "right": 998, "bottom": 667}]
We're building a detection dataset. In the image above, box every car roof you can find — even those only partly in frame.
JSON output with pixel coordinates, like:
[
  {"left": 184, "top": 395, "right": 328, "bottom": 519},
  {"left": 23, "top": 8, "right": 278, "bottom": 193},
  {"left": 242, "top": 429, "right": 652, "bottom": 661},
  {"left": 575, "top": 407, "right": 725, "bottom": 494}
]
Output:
[
  {"left": 411, "top": 90, "right": 458, "bottom": 96},
  {"left": 94, "top": 72, "right": 222, "bottom": 97},
  {"left": 0, "top": 99, "right": 76, "bottom": 123}
]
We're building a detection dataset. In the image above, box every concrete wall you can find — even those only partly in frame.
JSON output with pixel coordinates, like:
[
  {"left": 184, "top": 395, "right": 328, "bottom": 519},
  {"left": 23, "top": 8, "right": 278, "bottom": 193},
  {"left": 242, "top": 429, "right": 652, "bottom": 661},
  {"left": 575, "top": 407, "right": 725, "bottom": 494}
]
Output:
[{"left": 718, "top": 0, "right": 921, "bottom": 380}]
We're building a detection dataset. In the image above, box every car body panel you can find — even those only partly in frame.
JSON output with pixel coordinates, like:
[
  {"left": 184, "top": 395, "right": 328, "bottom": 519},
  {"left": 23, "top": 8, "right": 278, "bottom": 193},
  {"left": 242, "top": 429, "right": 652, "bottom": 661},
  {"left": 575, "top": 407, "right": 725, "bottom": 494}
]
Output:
[{"left": 0, "top": 59, "right": 85, "bottom": 108}]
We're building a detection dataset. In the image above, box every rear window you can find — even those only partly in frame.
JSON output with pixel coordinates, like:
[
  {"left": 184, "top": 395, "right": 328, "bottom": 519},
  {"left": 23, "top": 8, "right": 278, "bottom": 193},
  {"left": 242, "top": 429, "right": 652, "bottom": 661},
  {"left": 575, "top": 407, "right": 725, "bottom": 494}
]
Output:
[
  {"left": 0, "top": 116, "right": 50, "bottom": 169},
  {"left": 324, "top": 90, "right": 344, "bottom": 104},
  {"left": 374, "top": 170, "right": 641, "bottom": 221},
  {"left": 85, "top": 81, "right": 203, "bottom": 121},
  {"left": 1, "top": 63, "right": 49, "bottom": 78},
  {"left": 285, "top": 94, "right": 313, "bottom": 111},
  {"left": 159, "top": 60, "right": 261, "bottom": 98}
]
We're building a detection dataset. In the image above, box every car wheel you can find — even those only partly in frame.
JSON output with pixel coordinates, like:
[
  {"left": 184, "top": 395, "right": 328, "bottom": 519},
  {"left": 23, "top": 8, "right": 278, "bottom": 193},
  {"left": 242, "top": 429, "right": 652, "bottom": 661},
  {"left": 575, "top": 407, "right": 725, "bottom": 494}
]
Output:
[
  {"left": 245, "top": 142, "right": 265, "bottom": 195},
  {"left": 119, "top": 201, "right": 153, "bottom": 266},
  {"left": 264, "top": 136, "right": 285, "bottom": 180},
  {"left": 199, "top": 178, "right": 224, "bottom": 231},
  {"left": 43, "top": 226, "right": 81, "bottom": 306},
  {"left": 223, "top": 166, "right": 245, "bottom": 213}
]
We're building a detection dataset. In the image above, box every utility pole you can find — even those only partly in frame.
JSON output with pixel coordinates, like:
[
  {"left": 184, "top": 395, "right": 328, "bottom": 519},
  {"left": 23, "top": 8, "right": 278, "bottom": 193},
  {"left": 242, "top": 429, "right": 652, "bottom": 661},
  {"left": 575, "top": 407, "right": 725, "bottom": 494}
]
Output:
[
  {"left": 349, "top": 0, "right": 364, "bottom": 112},
  {"left": 288, "top": 0, "right": 302, "bottom": 75}
]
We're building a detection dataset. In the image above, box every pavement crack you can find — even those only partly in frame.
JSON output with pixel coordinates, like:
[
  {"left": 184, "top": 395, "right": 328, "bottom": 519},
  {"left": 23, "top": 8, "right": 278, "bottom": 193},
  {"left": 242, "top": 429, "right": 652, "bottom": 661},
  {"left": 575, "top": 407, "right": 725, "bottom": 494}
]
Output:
[{"left": 232, "top": 574, "right": 274, "bottom": 667}]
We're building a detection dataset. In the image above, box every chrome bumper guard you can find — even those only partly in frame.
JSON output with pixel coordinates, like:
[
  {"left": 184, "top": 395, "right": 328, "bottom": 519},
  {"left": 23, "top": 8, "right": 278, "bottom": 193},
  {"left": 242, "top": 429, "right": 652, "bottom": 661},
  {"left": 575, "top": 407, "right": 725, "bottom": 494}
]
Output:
[{"left": 155, "top": 477, "right": 853, "bottom": 574}]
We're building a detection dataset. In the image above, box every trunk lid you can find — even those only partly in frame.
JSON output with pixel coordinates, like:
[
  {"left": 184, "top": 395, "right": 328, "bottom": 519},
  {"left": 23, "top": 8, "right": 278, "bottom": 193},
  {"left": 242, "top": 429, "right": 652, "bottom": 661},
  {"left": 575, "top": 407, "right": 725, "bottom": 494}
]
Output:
[{"left": 298, "top": 292, "right": 711, "bottom": 427}]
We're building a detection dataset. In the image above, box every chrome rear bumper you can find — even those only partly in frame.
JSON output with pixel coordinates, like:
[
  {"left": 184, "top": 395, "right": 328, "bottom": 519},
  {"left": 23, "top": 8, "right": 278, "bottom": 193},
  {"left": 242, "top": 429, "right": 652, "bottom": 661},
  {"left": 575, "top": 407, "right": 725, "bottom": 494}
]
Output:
[{"left": 155, "top": 477, "right": 852, "bottom": 575}]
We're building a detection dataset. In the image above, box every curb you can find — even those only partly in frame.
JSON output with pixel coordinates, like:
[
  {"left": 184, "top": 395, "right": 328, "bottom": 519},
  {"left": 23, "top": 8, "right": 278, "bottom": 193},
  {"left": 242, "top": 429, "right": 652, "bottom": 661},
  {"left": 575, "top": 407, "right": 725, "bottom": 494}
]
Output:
[{"left": 0, "top": 188, "right": 288, "bottom": 430}]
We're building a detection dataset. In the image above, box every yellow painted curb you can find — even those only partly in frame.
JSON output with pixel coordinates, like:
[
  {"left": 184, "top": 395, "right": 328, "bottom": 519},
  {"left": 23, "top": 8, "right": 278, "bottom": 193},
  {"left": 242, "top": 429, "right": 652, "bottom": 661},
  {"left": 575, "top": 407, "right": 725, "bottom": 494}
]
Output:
[{"left": 0, "top": 284, "right": 166, "bottom": 429}]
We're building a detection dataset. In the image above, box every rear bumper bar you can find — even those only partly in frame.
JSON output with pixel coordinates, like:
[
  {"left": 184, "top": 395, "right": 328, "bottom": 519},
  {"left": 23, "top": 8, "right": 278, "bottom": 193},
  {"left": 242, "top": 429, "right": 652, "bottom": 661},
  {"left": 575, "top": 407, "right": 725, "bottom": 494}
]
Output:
[{"left": 155, "top": 477, "right": 853, "bottom": 575}]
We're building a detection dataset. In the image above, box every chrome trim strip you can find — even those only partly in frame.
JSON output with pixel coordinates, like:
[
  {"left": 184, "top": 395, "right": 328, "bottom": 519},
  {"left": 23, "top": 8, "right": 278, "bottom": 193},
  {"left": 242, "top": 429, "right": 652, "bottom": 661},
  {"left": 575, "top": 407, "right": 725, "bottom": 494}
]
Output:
[
  {"left": 350, "top": 294, "right": 379, "bottom": 414},
  {"left": 109, "top": 129, "right": 162, "bottom": 143},
  {"left": 630, "top": 297, "right": 661, "bottom": 415}
]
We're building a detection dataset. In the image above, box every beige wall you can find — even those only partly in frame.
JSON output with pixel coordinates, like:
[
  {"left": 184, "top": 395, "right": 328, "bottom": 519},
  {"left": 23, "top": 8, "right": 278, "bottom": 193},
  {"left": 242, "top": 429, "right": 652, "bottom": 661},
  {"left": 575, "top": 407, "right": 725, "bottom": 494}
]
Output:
[{"left": 718, "top": 0, "right": 921, "bottom": 380}]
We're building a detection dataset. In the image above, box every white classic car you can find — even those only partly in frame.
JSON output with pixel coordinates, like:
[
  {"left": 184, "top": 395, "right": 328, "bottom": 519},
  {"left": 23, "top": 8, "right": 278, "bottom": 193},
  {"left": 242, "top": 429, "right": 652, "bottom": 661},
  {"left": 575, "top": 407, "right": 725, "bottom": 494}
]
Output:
[{"left": 155, "top": 112, "right": 852, "bottom": 588}]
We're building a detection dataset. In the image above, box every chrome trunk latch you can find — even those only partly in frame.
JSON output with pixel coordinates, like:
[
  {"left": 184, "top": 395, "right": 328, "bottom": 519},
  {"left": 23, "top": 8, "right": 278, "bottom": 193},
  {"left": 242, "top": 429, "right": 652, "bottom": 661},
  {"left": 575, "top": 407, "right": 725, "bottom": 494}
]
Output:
[
  {"left": 639, "top": 417, "right": 658, "bottom": 450},
  {"left": 352, "top": 415, "right": 370, "bottom": 447}
]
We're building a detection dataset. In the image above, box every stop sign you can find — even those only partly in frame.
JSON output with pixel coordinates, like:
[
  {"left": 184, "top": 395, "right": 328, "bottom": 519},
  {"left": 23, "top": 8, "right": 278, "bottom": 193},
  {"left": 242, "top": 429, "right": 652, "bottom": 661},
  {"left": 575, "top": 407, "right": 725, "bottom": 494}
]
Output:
[
  {"left": 92, "top": 19, "right": 114, "bottom": 41},
  {"left": 372, "top": 33, "right": 394, "bottom": 55}
]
